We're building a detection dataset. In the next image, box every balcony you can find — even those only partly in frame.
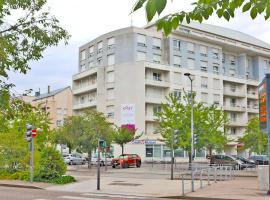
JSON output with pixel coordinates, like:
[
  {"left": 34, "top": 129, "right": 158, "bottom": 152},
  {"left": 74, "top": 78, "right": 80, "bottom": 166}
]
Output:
[
  {"left": 73, "top": 68, "right": 97, "bottom": 81},
  {"left": 223, "top": 104, "right": 246, "bottom": 112},
  {"left": 223, "top": 88, "right": 246, "bottom": 97},
  {"left": 145, "top": 115, "right": 158, "bottom": 122},
  {"left": 145, "top": 77, "right": 170, "bottom": 88},
  {"left": 73, "top": 83, "right": 97, "bottom": 95},
  {"left": 145, "top": 96, "right": 167, "bottom": 104},
  {"left": 228, "top": 120, "right": 246, "bottom": 127},
  {"left": 73, "top": 100, "right": 97, "bottom": 110},
  {"left": 247, "top": 106, "right": 259, "bottom": 114},
  {"left": 246, "top": 79, "right": 258, "bottom": 86},
  {"left": 247, "top": 92, "right": 258, "bottom": 99}
]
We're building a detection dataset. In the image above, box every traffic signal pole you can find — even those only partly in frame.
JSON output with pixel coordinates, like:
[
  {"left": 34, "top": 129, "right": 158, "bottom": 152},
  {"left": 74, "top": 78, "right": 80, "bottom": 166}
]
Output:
[
  {"left": 170, "top": 130, "right": 174, "bottom": 180},
  {"left": 30, "top": 138, "right": 34, "bottom": 183}
]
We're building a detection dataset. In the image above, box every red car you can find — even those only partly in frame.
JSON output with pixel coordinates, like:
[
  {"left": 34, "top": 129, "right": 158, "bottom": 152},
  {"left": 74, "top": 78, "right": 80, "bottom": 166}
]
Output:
[{"left": 111, "top": 154, "right": 141, "bottom": 168}]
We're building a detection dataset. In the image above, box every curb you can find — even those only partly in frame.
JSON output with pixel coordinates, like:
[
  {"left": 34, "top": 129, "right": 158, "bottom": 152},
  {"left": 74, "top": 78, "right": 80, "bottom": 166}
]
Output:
[{"left": 0, "top": 183, "right": 43, "bottom": 190}]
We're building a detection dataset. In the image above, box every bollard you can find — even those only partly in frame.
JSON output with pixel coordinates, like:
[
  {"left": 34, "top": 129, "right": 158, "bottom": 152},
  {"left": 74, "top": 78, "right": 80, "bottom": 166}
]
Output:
[
  {"left": 181, "top": 174, "right": 185, "bottom": 196},
  {"left": 200, "top": 170, "right": 203, "bottom": 189},
  {"left": 191, "top": 170, "right": 195, "bottom": 192},
  {"left": 214, "top": 167, "right": 217, "bottom": 183},
  {"left": 207, "top": 168, "right": 210, "bottom": 185}
]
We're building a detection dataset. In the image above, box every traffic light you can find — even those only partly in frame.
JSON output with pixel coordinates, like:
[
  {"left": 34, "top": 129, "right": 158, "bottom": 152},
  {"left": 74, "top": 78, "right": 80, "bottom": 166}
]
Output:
[
  {"left": 173, "top": 130, "right": 180, "bottom": 145},
  {"left": 25, "top": 124, "right": 32, "bottom": 142},
  {"left": 193, "top": 133, "right": 198, "bottom": 145},
  {"left": 99, "top": 140, "right": 106, "bottom": 149}
]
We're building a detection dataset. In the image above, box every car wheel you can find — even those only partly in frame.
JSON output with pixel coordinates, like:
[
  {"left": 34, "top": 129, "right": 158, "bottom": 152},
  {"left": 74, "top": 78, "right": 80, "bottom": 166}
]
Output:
[
  {"left": 70, "top": 160, "right": 74, "bottom": 165},
  {"left": 136, "top": 161, "right": 141, "bottom": 168},
  {"left": 124, "top": 162, "right": 129, "bottom": 168},
  {"left": 112, "top": 165, "right": 116, "bottom": 168}
]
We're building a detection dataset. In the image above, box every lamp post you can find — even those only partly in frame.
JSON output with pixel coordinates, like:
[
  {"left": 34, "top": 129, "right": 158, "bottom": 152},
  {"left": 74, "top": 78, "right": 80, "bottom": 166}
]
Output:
[{"left": 184, "top": 72, "right": 195, "bottom": 192}]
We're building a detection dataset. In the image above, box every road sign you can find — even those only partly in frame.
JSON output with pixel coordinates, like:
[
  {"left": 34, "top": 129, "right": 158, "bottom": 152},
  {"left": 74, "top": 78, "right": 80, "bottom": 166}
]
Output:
[{"left": 31, "top": 129, "right": 37, "bottom": 137}]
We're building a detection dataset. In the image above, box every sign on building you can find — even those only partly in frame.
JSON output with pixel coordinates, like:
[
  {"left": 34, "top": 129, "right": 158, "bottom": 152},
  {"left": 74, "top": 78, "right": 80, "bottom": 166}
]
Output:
[
  {"left": 259, "top": 79, "right": 267, "bottom": 132},
  {"left": 121, "top": 104, "right": 135, "bottom": 129}
]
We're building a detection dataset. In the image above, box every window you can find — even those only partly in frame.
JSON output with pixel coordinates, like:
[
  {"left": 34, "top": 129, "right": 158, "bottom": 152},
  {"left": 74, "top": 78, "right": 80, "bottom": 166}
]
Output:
[
  {"left": 153, "top": 105, "right": 162, "bottom": 114},
  {"left": 173, "top": 72, "right": 181, "bottom": 84},
  {"left": 137, "top": 34, "right": 146, "bottom": 47},
  {"left": 230, "top": 84, "right": 236, "bottom": 92},
  {"left": 213, "top": 94, "right": 220, "bottom": 105},
  {"left": 81, "top": 50, "right": 86, "bottom": 60},
  {"left": 107, "top": 71, "right": 114, "bottom": 83},
  {"left": 80, "top": 95, "right": 85, "bottom": 104},
  {"left": 213, "top": 64, "right": 219, "bottom": 74},
  {"left": 173, "top": 90, "right": 181, "bottom": 100},
  {"left": 173, "top": 55, "right": 181, "bottom": 67},
  {"left": 97, "top": 57, "right": 102, "bottom": 65},
  {"left": 107, "top": 88, "right": 114, "bottom": 100},
  {"left": 200, "top": 61, "right": 208, "bottom": 72},
  {"left": 56, "top": 120, "right": 63, "bottom": 127},
  {"left": 213, "top": 79, "right": 220, "bottom": 90},
  {"left": 212, "top": 48, "right": 219, "bottom": 59},
  {"left": 107, "top": 54, "right": 115, "bottom": 65},
  {"left": 173, "top": 39, "right": 181, "bottom": 51},
  {"left": 229, "top": 55, "right": 235, "bottom": 65},
  {"left": 107, "top": 37, "right": 115, "bottom": 50},
  {"left": 230, "top": 98, "right": 236, "bottom": 107},
  {"left": 137, "top": 51, "right": 146, "bottom": 61},
  {"left": 230, "top": 113, "right": 237, "bottom": 121},
  {"left": 89, "top": 46, "right": 94, "bottom": 57},
  {"left": 187, "top": 58, "right": 195, "bottom": 69},
  {"left": 231, "top": 128, "right": 236, "bottom": 135},
  {"left": 81, "top": 64, "right": 86, "bottom": 71},
  {"left": 229, "top": 69, "right": 236, "bottom": 77},
  {"left": 97, "top": 42, "right": 103, "bottom": 53},
  {"left": 107, "top": 105, "right": 114, "bottom": 118},
  {"left": 222, "top": 53, "right": 225, "bottom": 63},
  {"left": 153, "top": 38, "right": 161, "bottom": 50},
  {"left": 187, "top": 42, "right": 195, "bottom": 53},
  {"left": 201, "top": 92, "right": 208, "bottom": 103},
  {"left": 201, "top": 77, "right": 208, "bottom": 88},
  {"left": 89, "top": 60, "right": 94, "bottom": 68},
  {"left": 153, "top": 72, "right": 161, "bottom": 81},
  {"left": 153, "top": 54, "right": 161, "bottom": 64},
  {"left": 200, "top": 45, "right": 207, "bottom": 57}
]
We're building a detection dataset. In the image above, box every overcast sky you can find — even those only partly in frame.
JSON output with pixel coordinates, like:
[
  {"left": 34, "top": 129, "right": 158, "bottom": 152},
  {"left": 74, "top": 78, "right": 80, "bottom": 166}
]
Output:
[{"left": 9, "top": 0, "right": 270, "bottom": 95}]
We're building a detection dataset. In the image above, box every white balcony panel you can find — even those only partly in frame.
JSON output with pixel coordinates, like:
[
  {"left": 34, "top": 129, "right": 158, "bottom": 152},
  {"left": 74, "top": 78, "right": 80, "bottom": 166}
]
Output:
[{"left": 73, "top": 100, "right": 97, "bottom": 110}]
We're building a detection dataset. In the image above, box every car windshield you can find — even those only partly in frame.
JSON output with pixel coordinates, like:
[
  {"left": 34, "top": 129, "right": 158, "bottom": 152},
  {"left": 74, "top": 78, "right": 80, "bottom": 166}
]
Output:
[{"left": 119, "top": 155, "right": 128, "bottom": 159}]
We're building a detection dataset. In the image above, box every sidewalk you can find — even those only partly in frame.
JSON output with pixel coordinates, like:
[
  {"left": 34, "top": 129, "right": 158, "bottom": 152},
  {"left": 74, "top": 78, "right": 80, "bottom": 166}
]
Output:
[
  {"left": 186, "top": 177, "right": 268, "bottom": 200},
  {"left": 0, "top": 179, "right": 50, "bottom": 189}
]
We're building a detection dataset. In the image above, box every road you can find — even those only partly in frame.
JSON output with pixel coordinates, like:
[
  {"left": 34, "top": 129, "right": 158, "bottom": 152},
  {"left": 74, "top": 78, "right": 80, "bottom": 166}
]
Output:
[{"left": 0, "top": 186, "right": 168, "bottom": 200}]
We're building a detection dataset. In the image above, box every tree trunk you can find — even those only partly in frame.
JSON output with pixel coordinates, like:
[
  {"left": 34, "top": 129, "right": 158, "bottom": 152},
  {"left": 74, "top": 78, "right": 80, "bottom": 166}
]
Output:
[
  {"left": 88, "top": 150, "right": 92, "bottom": 169},
  {"left": 209, "top": 147, "right": 212, "bottom": 157},
  {"left": 121, "top": 144, "right": 124, "bottom": 155},
  {"left": 188, "top": 151, "right": 192, "bottom": 164}
]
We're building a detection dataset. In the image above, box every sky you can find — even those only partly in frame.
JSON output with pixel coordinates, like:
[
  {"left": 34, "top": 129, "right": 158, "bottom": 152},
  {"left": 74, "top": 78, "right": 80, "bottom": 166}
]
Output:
[{"left": 8, "top": 0, "right": 270, "bottom": 95}]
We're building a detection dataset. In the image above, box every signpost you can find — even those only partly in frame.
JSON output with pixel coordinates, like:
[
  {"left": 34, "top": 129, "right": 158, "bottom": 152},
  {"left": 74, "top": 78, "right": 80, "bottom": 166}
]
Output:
[{"left": 259, "top": 74, "right": 270, "bottom": 195}]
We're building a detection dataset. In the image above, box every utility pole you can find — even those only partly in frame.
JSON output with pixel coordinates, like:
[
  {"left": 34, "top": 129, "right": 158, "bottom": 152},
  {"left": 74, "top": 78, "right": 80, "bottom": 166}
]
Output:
[{"left": 97, "top": 139, "right": 101, "bottom": 190}]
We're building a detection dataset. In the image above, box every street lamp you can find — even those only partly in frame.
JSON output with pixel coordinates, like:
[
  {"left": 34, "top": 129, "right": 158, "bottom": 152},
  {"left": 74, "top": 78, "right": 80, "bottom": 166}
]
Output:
[{"left": 184, "top": 72, "right": 195, "bottom": 192}]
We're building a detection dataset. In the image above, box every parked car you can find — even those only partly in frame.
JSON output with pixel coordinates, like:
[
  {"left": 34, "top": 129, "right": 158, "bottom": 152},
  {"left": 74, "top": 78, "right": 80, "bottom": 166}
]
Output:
[
  {"left": 91, "top": 153, "right": 113, "bottom": 166},
  {"left": 111, "top": 154, "right": 141, "bottom": 168},
  {"left": 64, "top": 154, "right": 86, "bottom": 165},
  {"left": 210, "top": 155, "right": 246, "bottom": 169},
  {"left": 231, "top": 155, "right": 256, "bottom": 168},
  {"left": 249, "top": 155, "right": 269, "bottom": 165}
]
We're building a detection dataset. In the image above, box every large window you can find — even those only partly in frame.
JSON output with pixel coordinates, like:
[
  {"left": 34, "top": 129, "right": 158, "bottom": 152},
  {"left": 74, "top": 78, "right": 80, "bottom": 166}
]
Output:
[
  {"left": 137, "top": 51, "right": 146, "bottom": 61},
  {"left": 201, "top": 77, "right": 208, "bottom": 89},
  {"left": 187, "top": 42, "right": 195, "bottom": 53},
  {"left": 81, "top": 50, "right": 86, "bottom": 60},
  {"left": 229, "top": 55, "right": 235, "bottom": 65},
  {"left": 201, "top": 92, "right": 208, "bottom": 103},
  {"left": 97, "top": 57, "right": 102, "bottom": 65},
  {"left": 89, "top": 46, "right": 94, "bottom": 57},
  {"left": 107, "top": 54, "right": 115, "bottom": 66},
  {"left": 153, "top": 72, "right": 161, "bottom": 81},
  {"left": 173, "top": 39, "right": 181, "bottom": 51},
  {"left": 173, "top": 55, "right": 181, "bottom": 67},
  {"left": 213, "top": 64, "right": 219, "bottom": 74},
  {"left": 153, "top": 54, "right": 161, "bottom": 64},
  {"left": 153, "top": 105, "right": 162, "bottom": 114},
  {"left": 107, "top": 71, "right": 114, "bottom": 83},
  {"left": 173, "top": 90, "right": 181, "bottom": 100},
  {"left": 200, "top": 61, "right": 208, "bottom": 72},
  {"left": 153, "top": 38, "right": 161, "bottom": 50},
  {"left": 212, "top": 48, "right": 219, "bottom": 59},
  {"left": 187, "top": 58, "right": 195, "bottom": 69},
  {"left": 107, "top": 37, "right": 115, "bottom": 50},
  {"left": 213, "top": 94, "right": 220, "bottom": 105},
  {"left": 107, "top": 88, "right": 114, "bottom": 100},
  {"left": 137, "top": 34, "right": 146, "bottom": 47},
  {"left": 200, "top": 45, "right": 207, "bottom": 57},
  {"left": 97, "top": 41, "right": 103, "bottom": 53}
]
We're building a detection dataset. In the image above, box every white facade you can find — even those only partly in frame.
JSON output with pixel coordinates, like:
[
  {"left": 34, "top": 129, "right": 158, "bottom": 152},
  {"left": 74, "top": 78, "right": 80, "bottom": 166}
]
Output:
[{"left": 72, "top": 23, "right": 270, "bottom": 161}]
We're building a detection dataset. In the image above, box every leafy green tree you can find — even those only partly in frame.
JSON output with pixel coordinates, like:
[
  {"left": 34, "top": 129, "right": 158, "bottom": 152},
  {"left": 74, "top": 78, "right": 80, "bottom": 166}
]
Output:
[
  {"left": 156, "top": 92, "right": 228, "bottom": 163},
  {"left": 132, "top": 0, "right": 270, "bottom": 36},
  {"left": 57, "top": 110, "right": 113, "bottom": 168},
  {"left": 240, "top": 117, "right": 268, "bottom": 155},
  {"left": 112, "top": 126, "right": 141, "bottom": 154},
  {"left": 0, "top": 0, "right": 70, "bottom": 79}
]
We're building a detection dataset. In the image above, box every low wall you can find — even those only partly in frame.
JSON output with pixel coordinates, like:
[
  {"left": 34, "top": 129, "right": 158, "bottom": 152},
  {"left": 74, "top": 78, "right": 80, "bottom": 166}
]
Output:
[{"left": 258, "top": 165, "right": 269, "bottom": 191}]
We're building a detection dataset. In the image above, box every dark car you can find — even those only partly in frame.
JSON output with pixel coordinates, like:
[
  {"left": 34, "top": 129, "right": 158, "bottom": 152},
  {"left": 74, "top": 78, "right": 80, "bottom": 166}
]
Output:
[
  {"left": 250, "top": 155, "right": 269, "bottom": 165},
  {"left": 210, "top": 155, "right": 246, "bottom": 169},
  {"left": 111, "top": 154, "right": 141, "bottom": 168},
  {"left": 231, "top": 155, "right": 256, "bottom": 168}
]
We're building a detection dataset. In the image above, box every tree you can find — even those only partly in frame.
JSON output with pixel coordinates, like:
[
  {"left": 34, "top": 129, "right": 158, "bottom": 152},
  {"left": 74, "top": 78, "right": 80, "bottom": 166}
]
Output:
[
  {"left": 56, "top": 110, "right": 113, "bottom": 168},
  {"left": 240, "top": 117, "right": 268, "bottom": 155},
  {"left": 132, "top": 0, "right": 270, "bottom": 36},
  {"left": 156, "top": 92, "right": 228, "bottom": 163},
  {"left": 112, "top": 126, "right": 140, "bottom": 154},
  {"left": 0, "top": 0, "right": 69, "bottom": 79}
]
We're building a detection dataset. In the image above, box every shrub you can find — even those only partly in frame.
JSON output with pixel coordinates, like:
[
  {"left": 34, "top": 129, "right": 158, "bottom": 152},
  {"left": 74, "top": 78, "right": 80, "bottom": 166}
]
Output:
[
  {"left": 48, "top": 175, "right": 76, "bottom": 184},
  {"left": 35, "top": 147, "right": 66, "bottom": 180}
]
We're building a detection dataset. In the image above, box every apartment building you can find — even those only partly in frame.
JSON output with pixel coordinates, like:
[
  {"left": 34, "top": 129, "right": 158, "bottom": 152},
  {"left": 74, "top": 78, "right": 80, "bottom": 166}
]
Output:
[
  {"left": 22, "top": 86, "right": 73, "bottom": 129},
  {"left": 72, "top": 22, "right": 270, "bottom": 161}
]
